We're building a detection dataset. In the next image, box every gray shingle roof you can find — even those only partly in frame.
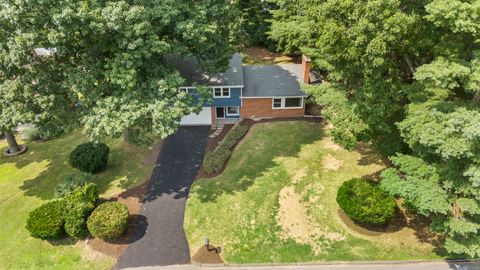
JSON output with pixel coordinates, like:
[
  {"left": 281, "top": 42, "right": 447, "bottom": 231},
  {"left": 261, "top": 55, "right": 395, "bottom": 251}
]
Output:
[
  {"left": 243, "top": 64, "right": 308, "bottom": 97},
  {"left": 166, "top": 53, "right": 244, "bottom": 87}
]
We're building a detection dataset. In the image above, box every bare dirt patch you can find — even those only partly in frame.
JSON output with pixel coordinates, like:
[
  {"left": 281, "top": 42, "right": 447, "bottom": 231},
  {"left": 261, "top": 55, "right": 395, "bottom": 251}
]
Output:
[
  {"left": 323, "top": 154, "right": 343, "bottom": 171},
  {"left": 321, "top": 137, "right": 341, "bottom": 151},
  {"left": 277, "top": 186, "right": 344, "bottom": 254},
  {"left": 244, "top": 47, "right": 300, "bottom": 65}
]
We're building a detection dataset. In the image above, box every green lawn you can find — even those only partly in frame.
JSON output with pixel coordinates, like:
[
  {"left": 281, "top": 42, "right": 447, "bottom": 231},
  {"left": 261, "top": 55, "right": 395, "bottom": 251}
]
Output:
[
  {"left": 0, "top": 131, "right": 155, "bottom": 270},
  {"left": 185, "top": 121, "right": 443, "bottom": 263}
]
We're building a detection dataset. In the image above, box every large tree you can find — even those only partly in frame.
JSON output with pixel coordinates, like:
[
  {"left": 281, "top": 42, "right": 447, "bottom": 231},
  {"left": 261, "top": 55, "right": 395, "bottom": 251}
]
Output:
[
  {"left": 381, "top": 0, "right": 480, "bottom": 257},
  {"left": 0, "top": 1, "right": 78, "bottom": 154},
  {"left": 270, "top": 0, "right": 435, "bottom": 155},
  {"left": 270, "top": 0, "right": 480, "bottom": 257},
  {"left": 5, "top": 0, "right": 236, "bottom": 144},
  {"left": 232, "top": 0, "right": 274, "bottom": 49}
]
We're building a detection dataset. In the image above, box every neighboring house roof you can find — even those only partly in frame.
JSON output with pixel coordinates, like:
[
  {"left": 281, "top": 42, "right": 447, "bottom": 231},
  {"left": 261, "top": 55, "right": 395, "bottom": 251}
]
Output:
[
  {"left": 166, "top": 53, "right": 244, "bottom": 87},
  {"left": 243, "top": 64, "right": 308, "bottom": 97}
]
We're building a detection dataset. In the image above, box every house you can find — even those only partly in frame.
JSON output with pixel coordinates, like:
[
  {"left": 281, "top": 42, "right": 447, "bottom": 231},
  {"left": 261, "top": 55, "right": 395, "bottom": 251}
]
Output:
[{"left": 169, "top": 53, "right": 312, "bottom": 127}]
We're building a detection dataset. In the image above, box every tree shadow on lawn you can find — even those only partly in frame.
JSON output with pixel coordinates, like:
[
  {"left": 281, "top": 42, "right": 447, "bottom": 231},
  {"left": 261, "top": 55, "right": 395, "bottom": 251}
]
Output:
[
  {"left": 192, "top": 122, "right": 325, "bottom": 203},
  {"left": 356, "top": 142, "right": 390, "bottom": 167},
  {"left": 338, "top": 204, "right": 447, "bottom": 256},
  {"left": 15, "top": 131, "right": 155, "bottom": 201}
]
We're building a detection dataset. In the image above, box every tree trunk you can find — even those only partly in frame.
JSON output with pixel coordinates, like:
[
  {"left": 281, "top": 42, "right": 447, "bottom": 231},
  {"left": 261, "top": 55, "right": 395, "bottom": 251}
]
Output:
[
  {"left": 5, "top": 131, "right": 20, "bottom": 154},
  {"left": 474, "top": 90, "right": 480, "bottom": 103},
  {"left": 123, "top": 128, "right": 130, "bottom": 144}
]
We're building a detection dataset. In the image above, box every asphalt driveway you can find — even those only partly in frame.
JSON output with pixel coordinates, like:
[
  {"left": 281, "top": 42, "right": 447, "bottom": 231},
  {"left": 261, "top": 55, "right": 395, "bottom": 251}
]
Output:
[{"left": 116, "top": 126, "right": 210, "bottom": 269}]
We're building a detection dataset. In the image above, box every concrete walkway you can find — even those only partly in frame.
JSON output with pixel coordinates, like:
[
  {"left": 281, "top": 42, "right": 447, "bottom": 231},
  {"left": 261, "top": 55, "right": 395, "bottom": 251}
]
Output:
[
  {"left": 123, "top": 260, "right": 480, "bottom": 270},
  {"left": 116, "top": 127, "right": 210, "bottom": 269}
]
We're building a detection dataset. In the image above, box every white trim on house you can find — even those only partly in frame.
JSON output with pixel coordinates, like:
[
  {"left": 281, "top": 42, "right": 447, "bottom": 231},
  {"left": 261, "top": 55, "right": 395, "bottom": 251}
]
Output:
[
  {"left": 226, "top": 106, "right": 240, "bottom": 116},
  {"left": 241, "top": 95, "right": 308, "bottom": 99},
  {"left": 180, "top": 85, "right": 244, "bottom": 89},
  {"left": 213, "top": 87, "right": 231, "bottom": 98},
  {"left": 271, "top": 97, "right": 304, "bottom": 109}
]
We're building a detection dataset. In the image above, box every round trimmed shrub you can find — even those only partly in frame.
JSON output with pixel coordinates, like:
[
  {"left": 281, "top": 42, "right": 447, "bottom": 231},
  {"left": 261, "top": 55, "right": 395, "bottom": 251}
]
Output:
[
  {"left": 26, "top": 200, "right": 65, "bottom": 239},
  {"left": 337, "top": 178, "right": 397, "bottom": 225},
  {"left": 87, "top": 202, "right": 129, "bottom": 240},
  {"left": 69, "top": 142, "right": 109, "bottom": 173}
]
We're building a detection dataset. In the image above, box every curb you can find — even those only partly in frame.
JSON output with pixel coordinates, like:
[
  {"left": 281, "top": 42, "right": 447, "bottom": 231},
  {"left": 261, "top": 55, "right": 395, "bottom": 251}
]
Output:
[{"left": 191, "top": 258, "right": 480, "bottom": 268}]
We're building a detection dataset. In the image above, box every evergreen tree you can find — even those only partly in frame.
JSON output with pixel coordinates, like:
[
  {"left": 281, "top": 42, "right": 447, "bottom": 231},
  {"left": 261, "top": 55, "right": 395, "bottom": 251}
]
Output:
[{"left": 270, "top": 0, "right": 480, "bottom": 256}]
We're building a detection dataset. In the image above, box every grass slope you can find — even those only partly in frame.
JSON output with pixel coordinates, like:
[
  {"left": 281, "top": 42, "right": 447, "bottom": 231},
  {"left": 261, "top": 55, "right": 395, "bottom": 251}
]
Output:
[
  {"left": 185, "top": 121, "right": 443, "bottom": 263},
  {"left": 0, "top": 131, "right": 154, "bottom": 270}
]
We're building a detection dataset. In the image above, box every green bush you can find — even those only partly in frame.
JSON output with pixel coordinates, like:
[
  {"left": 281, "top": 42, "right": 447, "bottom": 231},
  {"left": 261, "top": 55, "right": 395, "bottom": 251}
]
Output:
[
  {"left": 222, "top": 125, "right": 248, "bottom": 149},
  {"left": 64, "top": 183, "right": 98, "bottom": 238},
  {"left": 69, "top": 142, "right": 109, "bottom": 173},
  {"left": 203, "top": 146, "right": 231, "bottom": 174},
  {"left": 21, "top": 127, "right": 42, "bottom": 141},
  {"left": 26, "top": 200, "right": 65, "bottom": 239},
  {"left": 203, "top": 124, "right": 248, "bottom": 174},
  {"left": 336, "top": 178, "right": 397, "bottom": 225},
  {"left": 87, "top": 202, "right": 129, "bottom": 240},
  {"left": 55, "top": 172, "right": 93, "bottom": 198}
]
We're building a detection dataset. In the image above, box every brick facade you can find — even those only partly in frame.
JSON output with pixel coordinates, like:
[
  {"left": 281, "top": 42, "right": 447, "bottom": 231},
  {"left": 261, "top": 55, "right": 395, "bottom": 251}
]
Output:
[{"left": 240, "top": 98, "right": 305, "bottom": 118}]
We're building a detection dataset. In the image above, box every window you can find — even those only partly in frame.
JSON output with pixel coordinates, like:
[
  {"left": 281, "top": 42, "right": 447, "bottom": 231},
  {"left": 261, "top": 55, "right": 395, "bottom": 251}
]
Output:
[
  {"left": 273, "top": 98, "right": 282, "bottom": 108},
  {"left": 285, "top": 98, "right": 302, "bottom": 108},
  {"left": 213, "top": 87, "right": 230, "bottom": 98},
  {"left": 226, "top": 106, "right": 240, "bottom": 116},
  {"left": 214, "top": 88, "right": 222, "bottom": 97},
  {"left": 222, "top": 88, "right": 230, "bottom": 96},
  {"left": 272, "top": 97, "right": 303, "bottom": 109}
]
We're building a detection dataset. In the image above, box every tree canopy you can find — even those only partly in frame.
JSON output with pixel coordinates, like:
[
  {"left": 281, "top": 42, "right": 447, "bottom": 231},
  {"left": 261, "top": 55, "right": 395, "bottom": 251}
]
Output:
[
  {"left": 270, "top": 0, "right": 480, "bottom": 257},
  {"left": 2, "top": 0, "right": 236, "bottom": 145}
]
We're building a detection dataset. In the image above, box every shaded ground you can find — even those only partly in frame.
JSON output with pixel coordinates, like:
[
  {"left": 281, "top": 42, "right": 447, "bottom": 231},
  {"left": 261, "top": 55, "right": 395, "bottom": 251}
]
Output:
[
  {"left": 185, "top": 121, "right": 444, "bottom": 264},
  {"left": 0, "top": 130, "right": 157, "bottom": 270},
  {"left": 243, "top": 47, "right": 300, "bottom": 65},
  {"left": 116, "top": 127, "right": 210, "bottom": 269}
]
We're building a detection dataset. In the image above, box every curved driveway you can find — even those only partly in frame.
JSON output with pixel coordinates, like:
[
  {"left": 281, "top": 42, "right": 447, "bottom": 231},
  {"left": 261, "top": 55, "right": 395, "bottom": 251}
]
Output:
[{"left": 116, "top": 127, "right": 210, "bottom": 269}]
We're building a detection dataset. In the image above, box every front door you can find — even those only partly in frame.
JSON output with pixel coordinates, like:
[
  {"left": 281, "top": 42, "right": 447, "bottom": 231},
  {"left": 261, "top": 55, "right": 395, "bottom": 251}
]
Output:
[{"left": 216, "top": 107, "right": 225, "bottom": 119}]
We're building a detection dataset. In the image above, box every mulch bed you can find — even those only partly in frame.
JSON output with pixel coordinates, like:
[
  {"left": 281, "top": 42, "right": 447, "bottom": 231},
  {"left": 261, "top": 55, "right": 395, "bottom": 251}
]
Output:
[
  {"left": 88, "top": 140, "right": 163, "bottom": 258},
  {"left": 206, "top": 124, "right": 234, "bottom": 153},
  {"left": 191, "top": 245, "right": 224, "bottom": 264}
]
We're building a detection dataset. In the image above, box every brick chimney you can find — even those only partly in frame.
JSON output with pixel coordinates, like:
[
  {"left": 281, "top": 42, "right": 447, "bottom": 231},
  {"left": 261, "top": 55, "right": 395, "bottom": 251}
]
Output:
[{"left": 302, "top": 55, "right": 311, "bottom": 84}]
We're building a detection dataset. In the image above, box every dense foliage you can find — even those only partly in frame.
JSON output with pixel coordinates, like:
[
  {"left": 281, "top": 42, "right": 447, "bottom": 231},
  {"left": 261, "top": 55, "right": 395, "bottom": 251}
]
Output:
[
  {"left": 232, "top": 0, "right": 274, "bottom": 49},
  {"left": 87, "top": 202, "right": 129, "bottom": 240},
  {"left": 26, "top": 200, "right": 65, "bottom": 239},
  {"left": 64, "top": 183, "right": 98, "bottom": 238},
  {"left": 69, "top": 143, "right": 109, "bottom": 173},
  {"left": 337, "top": 179, "right": 396, "bottom": 225},
  {"left": 270, "top": 0, "right": 480, "bottom": 257},
  {"left": 54, "top": 172, "right": 93, "bottom": 198},
  {"left": 203, "top": 124, "right": 248, "bottom": 174},
  {"left": 1, "top": 0, "right": 237, "bottom": 144}
]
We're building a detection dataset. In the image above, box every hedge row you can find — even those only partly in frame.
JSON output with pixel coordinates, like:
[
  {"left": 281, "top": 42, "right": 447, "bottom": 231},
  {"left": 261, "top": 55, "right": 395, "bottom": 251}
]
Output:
[{"left": 203, "top": 124, "right": 248, "bottom": 174}]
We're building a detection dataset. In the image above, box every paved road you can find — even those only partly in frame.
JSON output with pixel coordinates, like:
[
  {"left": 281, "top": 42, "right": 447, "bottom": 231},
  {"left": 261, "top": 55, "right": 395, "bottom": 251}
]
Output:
[
  {"left": 123, "top": 260, "right": 480, "bottom": 270},
  {"left": 116, "top": 127, "right": 210, "bottom": 269}
]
